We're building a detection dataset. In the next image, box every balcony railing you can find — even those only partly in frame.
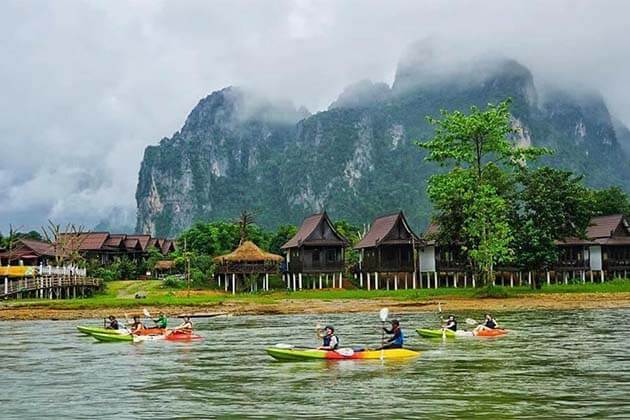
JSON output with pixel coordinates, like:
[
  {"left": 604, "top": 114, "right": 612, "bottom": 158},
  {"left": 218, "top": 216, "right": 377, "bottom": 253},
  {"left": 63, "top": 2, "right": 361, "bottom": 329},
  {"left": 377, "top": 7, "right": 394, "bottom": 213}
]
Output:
[
  {"left": 553, "top": 260, "right": 590, "bottom": 270},
  {"left": 604, "top": 259, "right": 630, "bottom": 270}
]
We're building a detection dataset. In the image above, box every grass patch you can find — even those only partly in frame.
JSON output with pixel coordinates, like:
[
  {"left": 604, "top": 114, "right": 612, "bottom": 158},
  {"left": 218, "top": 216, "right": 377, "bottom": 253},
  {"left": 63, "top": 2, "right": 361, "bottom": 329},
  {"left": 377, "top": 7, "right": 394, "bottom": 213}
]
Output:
[{"left": 4, "top": 279, "right": 629, "bottom": 310}]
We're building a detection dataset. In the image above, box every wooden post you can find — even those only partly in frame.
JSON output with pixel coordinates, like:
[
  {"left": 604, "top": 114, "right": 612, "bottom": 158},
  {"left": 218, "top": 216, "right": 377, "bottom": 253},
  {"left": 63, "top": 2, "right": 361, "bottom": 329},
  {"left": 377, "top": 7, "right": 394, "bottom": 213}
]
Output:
[
  {"left": 404, "top": 273, "right": 408, "bottom": 289},
  {"left": 546, "top": 271, "right": 550, "bottom": 286},
  {"left": 292, "top": 274, "right": 297, "bottom": 291},
  {"left": 319, "top": 274, "right": 323, "bottom": 289},
  {"left": 375, "top": 272, "right": 379, "bottom": 290},
  {"left": 454, "top": 272, "right": 458, "bottom": 288},
  {"left": 413, "top": 271, "right": 417, "bottom": 289},
  {"left": 225, "top": 275, "right": 229, "bottom": 291},
  {"left": 601, "top": 271, "right": 605, "bottom": 283},
  {"left": 4, "top": 278, "right": 7, "bottom": 295},
  {"left": 339, "top": 272, "right": 343, "bottom": 289},
  {"left": 232, "top": 273, "right": 236, "bottom": 295},
  {"left": 464, "top": 273, "right": 468, "bottom": 288},
  {"left": 510, "top": 273, "right": 514, "bottom": 288},
  {"left": 325, "top": 274, "right": 329, "bottom": 287},
  {"left": 367, "top": 273, "right": 371, "bottom": 291},
  {"left": 528, "top": 271, "right": 532, "bottom": 286},
  {"left": 581, "top": 270, "right": 586, "bottom": 284},
  {"left": 265, "top": 273, "right": 269, "bottom": 291},
  {"left": 434, "top": 272, "right": 438, "bottom": 289},
  {"left": 298, "top": 273, "right": 303, "bottom": 290},
  {"left": 359, "top": 272, "right": 363, "bottom": 288},
  {"left": 394, "top": 274, "right": 398, "bottom": 291},
  {"left": 472, "top": 274, "right": 476, "bottom": 288}
]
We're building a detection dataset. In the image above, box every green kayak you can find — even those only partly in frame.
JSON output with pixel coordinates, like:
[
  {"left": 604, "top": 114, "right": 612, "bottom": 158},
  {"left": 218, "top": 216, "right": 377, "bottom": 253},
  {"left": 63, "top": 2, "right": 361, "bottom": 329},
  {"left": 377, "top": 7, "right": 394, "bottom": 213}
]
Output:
[
  {"left": 77, "top": 326, "right": 127, "bottom": 336},
  {"left": 90, "top": 332, "right": 133, "bottom": 342},
  {"left": 416, "top": 328, "right": 457, "bottom": 338}
]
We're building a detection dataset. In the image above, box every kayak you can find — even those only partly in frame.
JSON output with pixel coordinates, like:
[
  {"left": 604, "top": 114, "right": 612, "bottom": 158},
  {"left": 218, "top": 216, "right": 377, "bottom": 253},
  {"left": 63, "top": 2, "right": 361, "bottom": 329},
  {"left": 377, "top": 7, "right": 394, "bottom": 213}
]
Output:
[
  {"left": 416, "top": 328, "right": 457, "bottom": 338},
  {"left": 165, "top": 331, "right": 203, "bottom": 341},
  {"left": 90, "top": 332, "right": 133, "bottom": 342},
  {"left": 77, "top": 326, "right": 128, "bottom": 336},
  {"left": 474, "top": 328, "right": 508, "bottom": 337},
  {"left": 266, "top": 347, "right": 420, "bottom": 361}
]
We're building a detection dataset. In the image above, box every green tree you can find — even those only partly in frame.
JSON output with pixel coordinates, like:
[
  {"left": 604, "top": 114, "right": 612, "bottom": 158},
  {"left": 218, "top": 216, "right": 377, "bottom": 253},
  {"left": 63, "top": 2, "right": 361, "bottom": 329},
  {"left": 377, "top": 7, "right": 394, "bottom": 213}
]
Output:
[
  {"left": 590, "top": 186, "right": 630, "bottom": 217},
  {"left": 513, "top": 167, "right": 593, "bottom": 279},
  {"left": 418, "top": 100, "right": 548, "bottom": 285},
  {"left": 267, "top": 224, "right": 297, "bottom": 255}
]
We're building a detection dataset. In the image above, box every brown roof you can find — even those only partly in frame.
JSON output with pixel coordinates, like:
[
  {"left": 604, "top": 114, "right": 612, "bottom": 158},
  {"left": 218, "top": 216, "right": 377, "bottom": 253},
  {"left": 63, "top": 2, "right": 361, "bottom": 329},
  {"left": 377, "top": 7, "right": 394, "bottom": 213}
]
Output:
[
  {"left": 58, "top": 232, "right": 109, "bottom": 251},
  {"left": 154, "top": 260, "right": 175, "bottom": 270},
  {"left": 281, "top": 212, "right": 347, "bottom": 249},
  {"left": 124, "top": 238, "right": 142, "bottom": 251},
  {"left": 586, "top": 214, "right": 628, "bottom": 239},
  {"left": 104, "top": 234, "right": 126, "bottom": 248},
  {"left": 354, "top": 212, "right": 419, "bottom": 249},
  {"left": 213, "top": 241, "right": 283, "bottom": 263},
  {"left": 0, "top": 239, "right": 56, "bottom": 259},
  {"left": 126, "top": 235, "right": 151, "bottom": 251},
  {"left": 161, "top": 240, "right": 175, "bottom": 254}
]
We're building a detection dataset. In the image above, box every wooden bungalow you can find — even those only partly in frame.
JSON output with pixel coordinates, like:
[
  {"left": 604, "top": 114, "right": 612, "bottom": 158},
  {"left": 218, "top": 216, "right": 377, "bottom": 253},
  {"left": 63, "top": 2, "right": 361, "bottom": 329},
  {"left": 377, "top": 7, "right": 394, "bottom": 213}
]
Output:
[
  {"left": 354, "top": 211, "right": 420, "bottom": 290},
  {"left": 281, "top": 212, "right": 348, "bottom": 290},
  {"left": 213, "top": 241, "right": 283, "bottom": 294},
  {"left": 0, "top": 239, "right": 56, "bottom": 266},
  {"left": 556, "top": 214, "right": 630, "bottom": 282}
]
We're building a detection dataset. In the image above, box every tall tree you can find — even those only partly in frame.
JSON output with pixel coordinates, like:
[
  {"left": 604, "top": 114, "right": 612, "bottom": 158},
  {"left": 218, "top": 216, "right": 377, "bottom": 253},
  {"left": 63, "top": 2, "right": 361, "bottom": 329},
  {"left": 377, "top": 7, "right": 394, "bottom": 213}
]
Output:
[
  {"left": 513, "top": 167, "right": 593, "bottom": 278},
  {"left": 419, "top": 100, "right": 548, "bottom": 285},
  {"left": 590, "top": 186, "right": 630, "bottom": 217}
]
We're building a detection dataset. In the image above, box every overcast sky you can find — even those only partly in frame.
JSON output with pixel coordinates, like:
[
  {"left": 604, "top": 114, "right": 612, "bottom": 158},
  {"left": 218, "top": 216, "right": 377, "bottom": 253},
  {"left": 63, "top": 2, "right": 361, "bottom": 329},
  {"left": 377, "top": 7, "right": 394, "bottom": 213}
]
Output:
[{"left": 2, "top": 0, "right": 630, "bottom": 233}]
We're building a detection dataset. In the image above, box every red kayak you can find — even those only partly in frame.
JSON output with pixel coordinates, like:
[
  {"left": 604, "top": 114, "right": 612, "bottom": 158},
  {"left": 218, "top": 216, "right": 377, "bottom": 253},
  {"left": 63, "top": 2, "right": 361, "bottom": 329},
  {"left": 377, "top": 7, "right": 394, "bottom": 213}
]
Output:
[
  {"left": 473, "top": 328, "right": 508, "bottom": 337},
  {"left": 165, "top": 331, "right": 203, "bottom": 341}
]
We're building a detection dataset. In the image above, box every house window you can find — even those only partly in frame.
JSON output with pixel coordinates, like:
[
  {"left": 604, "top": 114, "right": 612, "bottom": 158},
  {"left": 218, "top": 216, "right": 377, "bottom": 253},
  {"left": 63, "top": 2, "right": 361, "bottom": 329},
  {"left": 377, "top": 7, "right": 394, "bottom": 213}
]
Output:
[
  {"left": 327, "top": 249, "right": 337, "bottom": 262},
  {"left": 312, "top": 249, "right": 320, "bottom": 263}
]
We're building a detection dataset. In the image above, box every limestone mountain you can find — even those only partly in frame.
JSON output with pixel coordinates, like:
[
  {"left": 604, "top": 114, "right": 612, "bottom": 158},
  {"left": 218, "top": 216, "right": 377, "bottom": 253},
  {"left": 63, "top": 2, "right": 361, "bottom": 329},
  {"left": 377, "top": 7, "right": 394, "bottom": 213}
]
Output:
[{"left": 136, "top": 57, "right": 630, "bottom": 237}]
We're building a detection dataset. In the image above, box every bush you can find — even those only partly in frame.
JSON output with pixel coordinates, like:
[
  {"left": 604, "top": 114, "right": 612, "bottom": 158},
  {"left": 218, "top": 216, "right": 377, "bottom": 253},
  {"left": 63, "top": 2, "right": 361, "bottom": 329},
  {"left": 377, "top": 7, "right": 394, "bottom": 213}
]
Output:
[
  {"left": 474, "top": 285, "right": 509, "bottom": 298},
  {"left": 162, "top": 275, "right": 185, "bottom": 289}
]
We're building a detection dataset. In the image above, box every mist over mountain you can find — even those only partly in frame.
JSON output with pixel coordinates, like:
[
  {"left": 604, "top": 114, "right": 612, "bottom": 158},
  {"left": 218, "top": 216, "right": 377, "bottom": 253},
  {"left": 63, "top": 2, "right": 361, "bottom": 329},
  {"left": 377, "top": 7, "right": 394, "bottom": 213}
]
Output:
[{"left": 136, "top": 52, "right": 630, "bottom": 237}]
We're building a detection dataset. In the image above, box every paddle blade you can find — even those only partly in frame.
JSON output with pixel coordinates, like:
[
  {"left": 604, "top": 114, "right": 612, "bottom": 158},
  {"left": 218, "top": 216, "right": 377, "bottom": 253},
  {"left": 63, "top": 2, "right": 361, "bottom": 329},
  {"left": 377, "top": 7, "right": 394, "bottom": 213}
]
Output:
[
  {"left": 143, "top": 308, "right": 151, "bottom": 318},
  {"left": 379, "top": 308, "right": 389, "bottom": 322},
  {"left": 438, "top": 302, "right": 442, "bottom": 313},
  {"left": 274, "top": 343, "right": 294, "bottom": 349},
  {"left": 465, "top": 318, "right": 478, "bottom": 325}
]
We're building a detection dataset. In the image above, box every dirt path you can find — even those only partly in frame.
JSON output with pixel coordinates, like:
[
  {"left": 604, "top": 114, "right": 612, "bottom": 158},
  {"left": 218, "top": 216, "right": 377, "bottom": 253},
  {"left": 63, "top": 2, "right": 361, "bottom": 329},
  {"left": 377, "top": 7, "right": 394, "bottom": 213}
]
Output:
[{"left": 1, "top": 292, "right": 629, "bottom": 320}]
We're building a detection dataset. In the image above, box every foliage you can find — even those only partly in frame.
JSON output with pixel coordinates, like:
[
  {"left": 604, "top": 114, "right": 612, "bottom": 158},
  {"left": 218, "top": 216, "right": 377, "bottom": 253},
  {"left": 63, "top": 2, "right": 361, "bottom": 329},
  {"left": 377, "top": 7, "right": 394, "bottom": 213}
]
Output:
[
  {"left": 334, "top": 220, "right": 363, "bottom": 268},
  {"left": 590, "top": 186, "right": 630, "bottom": 217},
  {"left": 513, "top": 167, "right": 594, "bottom": 272},
  {"left": 419, "top": 99, "right": 548, "bottom": 284},
  {"left": 177, "top": 221, "right": 272, "bottom": 256},
  {"left": 267, "top": 224, "right": 297, "bottom": 255},
  {"left": 162, "top": 275, "right": 185, "bottom": 289}
]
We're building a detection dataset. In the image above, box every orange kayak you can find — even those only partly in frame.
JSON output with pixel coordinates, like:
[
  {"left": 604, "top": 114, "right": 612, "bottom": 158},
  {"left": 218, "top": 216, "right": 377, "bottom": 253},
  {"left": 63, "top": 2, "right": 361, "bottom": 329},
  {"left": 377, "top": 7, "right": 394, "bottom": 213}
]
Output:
[
  {"left": 473, "top": 328, "right": 508, "bottom": 337},
  {"left": 135, "top": 328, "right": 166, "bottom": 336}
]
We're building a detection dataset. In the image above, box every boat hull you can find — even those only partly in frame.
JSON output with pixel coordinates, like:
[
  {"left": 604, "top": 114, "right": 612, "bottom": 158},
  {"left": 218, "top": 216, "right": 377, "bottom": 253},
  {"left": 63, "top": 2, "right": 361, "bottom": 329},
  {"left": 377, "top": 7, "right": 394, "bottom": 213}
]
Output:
[{"left": 266, "top": 347, "right": 419, "bottom": 361}]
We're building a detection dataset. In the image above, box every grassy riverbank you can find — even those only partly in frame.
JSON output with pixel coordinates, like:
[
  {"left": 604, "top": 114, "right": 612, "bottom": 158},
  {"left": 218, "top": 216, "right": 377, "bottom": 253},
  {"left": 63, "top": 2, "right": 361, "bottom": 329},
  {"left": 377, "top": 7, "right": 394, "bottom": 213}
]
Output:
[{"left": 1, "top": 279, "right": 630, "bottom": 320}]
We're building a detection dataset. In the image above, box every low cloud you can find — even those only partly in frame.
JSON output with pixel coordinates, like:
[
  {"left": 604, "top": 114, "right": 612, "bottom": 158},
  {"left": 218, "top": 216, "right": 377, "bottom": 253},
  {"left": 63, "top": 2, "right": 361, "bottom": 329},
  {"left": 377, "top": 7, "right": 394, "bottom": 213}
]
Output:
[{"left": 1, "top": 0, "right": 629, "bottom": 232}]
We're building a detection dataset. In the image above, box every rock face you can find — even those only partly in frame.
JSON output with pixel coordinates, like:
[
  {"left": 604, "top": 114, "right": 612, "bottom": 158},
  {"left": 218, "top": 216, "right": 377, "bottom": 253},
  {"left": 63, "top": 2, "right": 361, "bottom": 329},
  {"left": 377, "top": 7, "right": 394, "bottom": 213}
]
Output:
[{"left": 136, "top": 56, "right": 630, "bottom": 237}]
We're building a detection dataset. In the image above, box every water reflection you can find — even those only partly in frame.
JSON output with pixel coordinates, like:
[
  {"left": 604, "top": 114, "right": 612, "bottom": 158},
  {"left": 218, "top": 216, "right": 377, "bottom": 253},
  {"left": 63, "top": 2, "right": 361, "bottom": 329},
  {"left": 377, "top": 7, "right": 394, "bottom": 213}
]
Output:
[{"left": 0, "top": 309, "right": 628, "bottom": 418}]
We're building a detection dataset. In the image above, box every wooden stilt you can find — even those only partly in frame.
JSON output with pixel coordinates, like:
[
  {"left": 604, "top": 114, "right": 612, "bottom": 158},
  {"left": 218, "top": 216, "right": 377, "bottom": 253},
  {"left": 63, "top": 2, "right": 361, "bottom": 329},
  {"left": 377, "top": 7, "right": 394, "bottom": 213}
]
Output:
[
  {"left": 464, "top": 273, "right": 468, "bottom": 288},
  {"left": 510, "top": 273, "right": 514, "bottom": 288},
  {"left": 319, "top": 274, "right": 323, "bottom": 289},
  {"left": 298, "top": 273, "right": 303, "bottom": 289},
  {"left": 359, "top": 272, "right": 363, "bottom": 288},
  {"left": 413, "top": 271, "right": 417, "bottom": 289},
  {"left": 404, "top": 273, "right": 408, "bottom": 289},
  {"left": 367, "top": 273, "right": 371, "bottom": 291},
  {"left": 547, "top": 271, "right": 550, "bottom": 286},
  {"left": 472, "top": 274, "right": 476, "bottom": 288},
  {"left": 375, "top": 272, "right": 379, "bottom": 290},
  {"left": 232, "top": 273, "right": 236, "bottom": 295},
  {"left": 394, "top": 274, "right": 398, "bottom": 291},
  {"left": 434, "top": 272, "right": 438, "bottom": 289}
]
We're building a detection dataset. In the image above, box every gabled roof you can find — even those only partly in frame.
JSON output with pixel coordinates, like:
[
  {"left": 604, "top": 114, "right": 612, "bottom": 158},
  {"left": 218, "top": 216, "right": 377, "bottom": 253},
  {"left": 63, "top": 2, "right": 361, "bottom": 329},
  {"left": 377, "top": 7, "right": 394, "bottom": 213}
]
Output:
[
  {"left": 354, "top": 211, "right": 419, "bottom": 249},
  {"left": 213, "top": 241, "right": 283, "bottom": 263},
  {"left": 587, "top": 214, "right": 629, "bottom": 239},
  {"left": 281, "top": 212, "right": 348, "bottom": 249},
  {"left": 58, "top": 232, "right": 109, "bottom": 251},
  {"left": 17, "top": 239, "right": 56, "bottom": 256},
  {"left": 104, "top": 234, "right": 126, "bottom": 248},
  {"left": 125, "top": 235, "right": 151, "bottom": 251},
  {"left": 161, "top": 240, "right": 175, "bottom": 254},
  {"left": 124, "top": 238, "right": 142, "bottom": 251}
]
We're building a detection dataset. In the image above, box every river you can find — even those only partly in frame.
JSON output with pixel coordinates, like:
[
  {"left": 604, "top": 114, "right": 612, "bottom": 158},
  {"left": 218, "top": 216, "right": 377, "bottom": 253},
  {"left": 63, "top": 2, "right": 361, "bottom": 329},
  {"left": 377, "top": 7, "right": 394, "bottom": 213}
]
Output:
[{"left": 1, "top": 308, "right": 629, "bottom": 419}]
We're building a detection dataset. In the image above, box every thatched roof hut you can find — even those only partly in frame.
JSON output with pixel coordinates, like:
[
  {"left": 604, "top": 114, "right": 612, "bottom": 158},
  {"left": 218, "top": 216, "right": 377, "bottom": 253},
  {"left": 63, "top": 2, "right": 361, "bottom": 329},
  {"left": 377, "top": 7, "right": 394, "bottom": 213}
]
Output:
[
  {"left": 213, "top": 241, "right": 283, "bottom": 264},
  {"left": 213, "top": 241, "right": 283, "bottom": 294}
]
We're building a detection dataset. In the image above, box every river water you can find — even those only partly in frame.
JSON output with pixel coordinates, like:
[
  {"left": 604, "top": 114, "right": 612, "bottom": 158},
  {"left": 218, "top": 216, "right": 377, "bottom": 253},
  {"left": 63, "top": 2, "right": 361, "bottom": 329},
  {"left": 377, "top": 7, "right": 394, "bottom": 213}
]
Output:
[{"left": 1, "top": 308, "right": 629, "bottom": 419}]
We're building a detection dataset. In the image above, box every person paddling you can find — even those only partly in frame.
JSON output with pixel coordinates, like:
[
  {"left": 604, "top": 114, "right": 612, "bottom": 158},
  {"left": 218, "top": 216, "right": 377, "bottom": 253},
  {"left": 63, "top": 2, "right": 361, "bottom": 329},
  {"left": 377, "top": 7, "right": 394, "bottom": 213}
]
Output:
[
  {"left": 172, "top": 316, "right": 193, "bottom": 333},
  {"left": 317, "top": 325, "right": 339, "bottom": 350},
  {"left": 105, "top": 315, "right": 120, "bottom": 330},
  {"left": 153, "top": 311, "right": 168, "bottom": 329},
  {"left": 129, "top": 316, "right": 145, "bottom": 334},
  {"left": 474, "top": 314, "right": 498, "bottom": 333},
  {"left": 380, "top": 319, "right": 404, "bottom": 349},
  {"left": 442, "top": 315, "right": 457, "bottom": 332}
]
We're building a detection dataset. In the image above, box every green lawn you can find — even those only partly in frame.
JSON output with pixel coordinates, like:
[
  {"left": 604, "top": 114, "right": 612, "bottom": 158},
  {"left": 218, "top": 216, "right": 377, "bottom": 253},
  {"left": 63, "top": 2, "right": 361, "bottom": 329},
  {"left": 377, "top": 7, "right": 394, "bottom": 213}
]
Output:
[{"left": 3, "top": 279, "right": 629, "bottom": 311}]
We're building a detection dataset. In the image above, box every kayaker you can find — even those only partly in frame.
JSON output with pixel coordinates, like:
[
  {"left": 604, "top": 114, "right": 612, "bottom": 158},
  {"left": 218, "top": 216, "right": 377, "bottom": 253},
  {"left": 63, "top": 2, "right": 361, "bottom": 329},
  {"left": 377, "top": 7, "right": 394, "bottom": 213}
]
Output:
[
  {"left": 173, "top": 316, "right": 193, "bottom": 332},
  {"left": 129, "top": 316, "right": 145, "bottom": 334},
  {"left": 317, "top": 325, "right": 339, "bottom": 350},
  {"left": 442, "top": 315, "right": 457, "bottom": 332},
  {"left": 474, "top": 313, "right": 498, "bottom": 333},
  {"left": 380, "top": 319, "right": 404, "bottom": 349},
  {"left": 106, "top": 315, "right": 120, "bottom": 330},
  {"left": 153, "top": 311, "right": 168, "bottom": 329}
]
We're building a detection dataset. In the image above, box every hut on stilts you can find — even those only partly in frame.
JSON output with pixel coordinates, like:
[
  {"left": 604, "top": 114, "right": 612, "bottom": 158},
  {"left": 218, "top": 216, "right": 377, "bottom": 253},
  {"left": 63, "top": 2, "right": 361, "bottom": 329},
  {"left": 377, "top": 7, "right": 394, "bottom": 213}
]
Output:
[{"left": 213, "top": 241, "right": 283, "bottom": 294}]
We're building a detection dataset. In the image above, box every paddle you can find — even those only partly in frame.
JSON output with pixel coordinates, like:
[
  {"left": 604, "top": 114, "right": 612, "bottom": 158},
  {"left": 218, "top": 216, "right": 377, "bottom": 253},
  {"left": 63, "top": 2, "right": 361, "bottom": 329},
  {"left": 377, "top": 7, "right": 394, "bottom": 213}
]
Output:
[
  {"left": 275, "top": 343, "right": 314, "bottom": 350},
  {"left": 379, "top": 307, "right": 389, "bottom": 361},
  {"left": 465, "top": 318, "right": 479, "bottom": 326}
]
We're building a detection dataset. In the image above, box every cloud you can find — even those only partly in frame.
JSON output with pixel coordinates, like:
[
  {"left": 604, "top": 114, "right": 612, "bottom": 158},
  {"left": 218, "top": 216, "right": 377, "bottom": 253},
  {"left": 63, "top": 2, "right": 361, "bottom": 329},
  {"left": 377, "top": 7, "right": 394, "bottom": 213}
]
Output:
[{"left": 1, "top": 0, "right": 629, "bottom": 232}]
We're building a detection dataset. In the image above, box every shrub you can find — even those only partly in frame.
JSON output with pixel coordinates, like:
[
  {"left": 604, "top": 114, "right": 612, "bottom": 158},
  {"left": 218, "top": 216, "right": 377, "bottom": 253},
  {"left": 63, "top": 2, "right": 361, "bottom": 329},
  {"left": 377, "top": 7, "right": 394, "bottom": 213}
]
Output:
[
  {"left": 474, "top": 285, "right": 509, "bottom": 298},
  {"left": 162, "top": 275, "right": 185, "bottom": 289}
]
